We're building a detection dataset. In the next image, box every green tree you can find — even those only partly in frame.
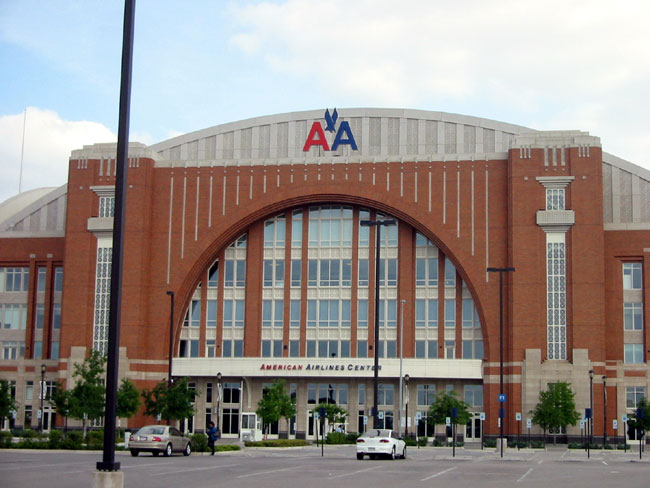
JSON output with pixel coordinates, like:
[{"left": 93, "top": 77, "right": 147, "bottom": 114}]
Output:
[
  {"left": 628, "top": 396, "right": 650, "bottom": 439},
  {"left": 48, "top": 381, "right": 72, "bottom": 431},
  {"left": 116, "top": 378, "right": 140, "bottom": 420},
  {"left": 142, "top": 378, "right": 196, "bottom": 425},
  {"left": 427, "top": 390, "right": 471, "bottom": 443},
  {"left": 531, "top": 382, "right": 580, "bottom": 444},
  {"left": 69, "top": 350, "right": 106, "bottom": 438},
  {"left": 0, "top": 380, "right": 17, "bottom": 427},
  {"left": 256, "top": 380, "right": 295, "bottom": 436},
  {"left": 312, "top": 402, "right": 348, "bottom": 432}
]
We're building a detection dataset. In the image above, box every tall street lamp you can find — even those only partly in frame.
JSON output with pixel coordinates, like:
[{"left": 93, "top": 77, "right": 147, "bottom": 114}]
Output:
[
  {"left": 166, "top": 291, "right": 175, "bottom": 389},
  {"left": 403, "top": 374, "right": 410, "bottom": 438},
  {"left": 216, "top": 372, "right": 223, "bottom": 432},
  {"left": 398, "top": 299, "right": 406, "bottom": 435},
  {"left": 602, "top": 376, "right": 607, "bottom": 445},
  {"left": 589, "top": 369, "right": 594, "bottom": 447},
  {"left": 486, "top": 266, "right": 515, "bottom": 458},
  {"left": 39, "top": 363, "right": 46, "bottom": 432},
  {"left": 360, "top": 218, "right": 396, "bottom": 429}
]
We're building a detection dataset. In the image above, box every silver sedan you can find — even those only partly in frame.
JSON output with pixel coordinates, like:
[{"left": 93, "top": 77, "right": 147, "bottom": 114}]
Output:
[{"left": 129, "top": 425, "right": 191, "bottom": 457}]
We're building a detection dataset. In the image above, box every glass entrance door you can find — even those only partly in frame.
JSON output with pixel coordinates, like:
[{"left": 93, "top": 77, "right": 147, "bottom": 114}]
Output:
[{"left": 465, "top": 413, "right": 482, "bottom": 442}]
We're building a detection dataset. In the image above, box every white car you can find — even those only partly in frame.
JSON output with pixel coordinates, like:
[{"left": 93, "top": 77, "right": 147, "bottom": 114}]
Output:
[{"left": 356, "top": 429, "right": 406, "bottom": 460}]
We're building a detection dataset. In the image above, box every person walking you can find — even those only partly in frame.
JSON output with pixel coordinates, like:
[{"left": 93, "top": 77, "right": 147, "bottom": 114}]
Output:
[{"left": 207, "top": 421, "right": 218, "bottom": 455}]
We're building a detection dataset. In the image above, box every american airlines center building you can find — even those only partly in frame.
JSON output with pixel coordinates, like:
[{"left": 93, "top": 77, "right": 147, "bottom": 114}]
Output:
[{"left": 1, "top": 108, "right": 649, "bottom": 442}]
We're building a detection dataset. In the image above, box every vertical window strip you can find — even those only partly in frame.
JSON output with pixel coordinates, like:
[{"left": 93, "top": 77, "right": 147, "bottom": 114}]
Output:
[
  {"left": 93, "top": 246, "right": 112, "bottom": 354},
  {"left": 546, "top": 239, "right": 567, "bottom": 359}
]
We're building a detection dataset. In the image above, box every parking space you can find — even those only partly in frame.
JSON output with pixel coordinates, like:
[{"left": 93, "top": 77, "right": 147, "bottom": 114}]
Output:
[{"left": 0, "top": 446, "right": 648, "bottom": 488}]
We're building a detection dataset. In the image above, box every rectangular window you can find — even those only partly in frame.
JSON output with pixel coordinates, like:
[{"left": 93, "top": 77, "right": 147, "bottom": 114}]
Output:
[
  {"left": 2, "top": 267, "right": 29, "bottom": 292},
  {"left": 223, "top": 300, "right": 245, "bottom": 327},
  {"left": 306, "top": 340, "right": 316, "bottom": 357},
  {"left": 357, "top": 300, "right": 368, "bottom": 328},
  {"left": 415, "top": 340, "right": 425, "bottom": 358},
  {"left": 36, "top": 304, "right": 44, "bottom": 329},
  {"left": 222, "top": 340, "right": 232, "bottom": 357},
  {"left": 357, "top": 340, "right": 367, "bottom": 358},
  {"left": 358, "top": 384, "right": 366, "bottom": 404},
  {"left": 378, "top": 384, "right": 394, "bottom": 406},
  {"left": 290, "top": 300, "right": 301, "bottom": 328},
  {"left": 307, "top": 384, "right": 317, "bottom": 404},
  {"left": 52, "top": 303, "right": 61, "bottom": 329},
  {"left": 34, "top": 341, "right": 43, "bottom": 359},
  {"left": 54, "top": 268, "right": 63, "bottom": 292},
  {"left": 417, "top": 384, "right": 436, "bottom": 406},
  {"left": 289, "top": 340, "right": 300, "bottom": 357},
  {"left": 415, "top": 299, "right": 438, "bottom": 328},
  {"left": 51, "top": 341, "right": 59, "bottom": 360},
  {"left": 464, "top": 385, "right": 483, "bottom": 407},
  {"left": 546, "top": 188, "right": 565, "bottom": 210},
  {"left": 626, "top": 386, "right": 646, "bottom": 408},
  {"left": 624, "top": 343, "right": 643, "bottom": 364},
  {"left": 444, "top": 261, "right": 456, "bottom": 287},
  {"left": 444, "top": 340, "right": 455, "bottom": 359},
  {"left": 358, "top": 259, "right": 369, "bottom": 287},
  {"left": 206, "top": 340, "right": 216, "bottom": 357},
  {"left": 379, "top": 259, "right": 398, "bottom": 287},
  {"left": 262, "top": 300, "right": 283, "bottom": 327},
  {"left": 428, "top": 340, "right": 438, "bottom": 358},
  {"left": 623, "top": 263, "right": 642, "bottom": 290},
  {"left": 233, "top": 340, "right": 243, "bottom": 357},
  {"left": 208, "top": 262, "right": 219, "bottom": 288},
  {"left": 206, "top": 300, "right": 217, "bottom": 328},
  {"left": 624, "top": 303, "right": 643, "bottom": 330},
  {"left": 444, "top": 299, "right": 455, "bottom": 328},
  {"left": 25, "top": 381, "right": 33, "bottom": 401},
  {"left": 379, "top": 299, "right": 397, "bottom": 328},
  {"left": 292, "top": 210, "right": 302, "bottom": 248},
  {"left": 190, "top": 340, "right": 199, "bottom": 357},
  {"left": 291, "top": 259, "right": 301, "bottom": 287},
  {"left": 37, "top": 268, "right": 46, "bottom": 292}
]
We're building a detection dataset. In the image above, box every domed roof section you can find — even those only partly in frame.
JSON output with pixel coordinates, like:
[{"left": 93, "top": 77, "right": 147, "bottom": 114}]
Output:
[{"left": 0, "top": 185, "right": 67, "bottom": 237}]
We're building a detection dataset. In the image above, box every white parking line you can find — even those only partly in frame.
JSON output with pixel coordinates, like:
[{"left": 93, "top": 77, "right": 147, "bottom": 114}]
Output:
[
  {"left": 0, "top": 461, "right": 90, "bottom": 471},
  {"left": 421, "top": 467, "right": 456, "bottom": 481},
  {"left": 517, "top": 468, "right": 533, "bottom": 483},
  {"left": 152, "top": 463, "right": 241, "bottom": 476},
  {"left": 237, "top": 465, "right": 304, "bottom": 479},
  {"left": 601, "top": 461, "right": 608, "bottom": 465},
  {"left": 328, "top": 466, "right": 382, "bottom": 479}
]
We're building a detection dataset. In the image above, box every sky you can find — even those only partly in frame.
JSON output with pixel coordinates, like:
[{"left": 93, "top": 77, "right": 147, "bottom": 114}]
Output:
[{"left": 1, "top": 0, "right": 650, "bottom": 203}]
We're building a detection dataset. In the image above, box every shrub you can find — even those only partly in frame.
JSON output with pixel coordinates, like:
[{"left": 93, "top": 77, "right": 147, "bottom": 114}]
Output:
[
  {"left": 417, "top": 436, "right": 428, "bottom": 447},
  {"left": 616, "top": 443, "right": 630, "bottom": 450},
  {"left": 48, "top": 430, "right": 63, "bottom": 449},
  {"left": 190, "top": 433, "right": 209, "bottom": 452},
  {"left": 0, "top": 431, "right": 13, "bottom": 448},
  {"left": 61, "top": 431, "right": 83, "bottom": 450},
  {"left": 530, "top": 440, "right": 545, "bottom": 449},
  {"left": 568, "top": 442, "right": 584, "bottom": 449},
  {"left": 483, "top": 439, "right": 497, "bottom": 448},
  {"left": 16, "top": 439, "right": 44, "bottom": 449},
  {"left": 244, "top": 439, "right": 309, "bottom": 447},
  {"left": 216, "top": 444, "right": 241, "bottom": 452},
  {"left": 346, "top": 432, "right": 360, "bottom": 443},
  {"left": 604, "top": 443, "right": 614, "bottom": 450},
  {"left": 432, "top": 439, "right": 445, "bottom": 446},
  {"left": 87, "top": 430, "right": 104, "bottom": 449},
  {"left": 325, "top": 432, "right": 350, "bottom": 444}
]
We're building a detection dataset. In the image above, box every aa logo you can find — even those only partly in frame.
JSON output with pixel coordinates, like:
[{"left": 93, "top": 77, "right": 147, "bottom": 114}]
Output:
[{"left": 303, "top": 108, "right": 358, "bottom": 152}]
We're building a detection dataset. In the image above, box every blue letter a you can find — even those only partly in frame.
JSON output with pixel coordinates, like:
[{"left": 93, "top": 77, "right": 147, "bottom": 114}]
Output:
[{"left": 331, "top": 121, "right": 358, "bottom": 151}]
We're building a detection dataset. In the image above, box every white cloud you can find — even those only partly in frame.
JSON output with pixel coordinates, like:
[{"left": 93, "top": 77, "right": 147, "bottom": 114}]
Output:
[
  {"left": 229, "top": 0, "right": 650, "bottom": 168},
  {"left": 0, "top": 108, "right": 116, "bottom": 203}
]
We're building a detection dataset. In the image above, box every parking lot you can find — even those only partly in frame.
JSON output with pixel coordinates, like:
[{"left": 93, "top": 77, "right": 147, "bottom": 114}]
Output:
[{"left": 0, "top": 445, "right": 648, "bottom": 488}]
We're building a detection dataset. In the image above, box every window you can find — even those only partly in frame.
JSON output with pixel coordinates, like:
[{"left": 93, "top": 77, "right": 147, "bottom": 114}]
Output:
[
  {"left": 291, "top": 260, "right": 301, "bottom": 287},
  {"left": 462, "top": 299, "right": 480, "bottom": 328},
  {"left": 37, "top": 268, "right": 46, "bottom": 292},
  {"left": 206, "top": 300, "right": 217, "bottom": 328},
  {"left": 290, "top": 300, "right": 300, "bottom": 328},
  {"left": 307, "top": 259, "right": 352, "bottom": 287},
  {"left": 51, "top": 341, "right": 59, "bottom": 360},
  {"left": 358, "top": 384, "right": 366, "bottom": 404},
  {"left": 547, "top": 240, "right": 567, "bottom": 360},
  {"left": 262, "top": 299, "right": 284, "bottom": 327},
  {"left": 224, "top": 259, "right": 246, "bottom": 288},
  {"left": 546, "top": 188, "right": 565, "bottom": 210},
  {"left": 222, "top": 340, "right": 243, "bottom": 358},
  {"left": 179, "top": 340, "right": 199, "bottom": 358},
  {"left": 291, "top": 210, "right": 302, "bottom": 248},
  {"left": 33, "top": 341, "right": 43, "bottom": 359},
  {"left": 444, "top": 299, "right": 456, "bottom": 328},
  {"left": 262, "top": 340, "right": 283, "bottom": 358},
  {"left": 624, "top": 303, "right": 643, "bottom": 330},
  {"left": 25, "top": 381, "right": 33, "bottom": 401},
  {"left": 289, "top": 340, "right": 300, "bottom": 357},
  {"left": 52, "top": 304, "right": 61, "bottom": 329},
  {"left": 626, "top": 386, "right": 646, "bottom": 408},
  {"left": 623, "top": 263, "right": 642, "bottom": 290},
  {"left": 415, "top": 299, "right": 438, "bottom": 328},
  {"left": 357, "top": 300, "right": 368, "bottom": 328},
  {"left": 464, "top": 385, "right": 483, "bottom": 407},
  {"left": 99, "top": 195, "right": 115, "bottom": 217},
  {"left": 307, "top": 384, "right": 317, "bottom": 404},
  {"left": 0, "top": 267, "right": 29, "bottom": 292},
  {"left": 462, "top": 340, "right": 484, "bottom": 359},
  {"left": 444, "top": 340, "right": 455, "bottom": 359},
  {"left": 264, "top": 215, "right": 286, "bottom": 248},
  {"left": 208, "top": 262, "right": 219, "bottom": 288},
  {"left": 358, "top": 259, "right": 369, "bottom": 287},
  {"left": 206, "top": 340, "right": 216, "bottom": 357},
  {"left": 377, "top": 384, "right": 394, "bottom": 406},
  {"left": 444, "top": 261, "right": 456, "bottom": 287},
  {"left": 263, "top": 259, "right": 285, "bottom": 287},
  {"left": 2, "top": 342, "right": 24, "bottom": 360},
  {"left": 378, "top": 299, "right": 397, "bottom": 328},
  {"left": 308, "top": 206, "right": 353, "bottom": 248},
  {"left": 307, "top": 300, "right": 351, "bottom": 327},
  {"left": 357, "top": 340, "right": 367, "bottom": 358},
  {"left": 184, "top": 300, "right": 200, "bottom": 327},
  {"left": 1, "top": 304, "right": 27, "bottom": 329},
  {"left": 35, "top": 304, "right": 44, "bottom": 329},
  {"left": 415, "top": 340, "right": 438, "bottom": 358},
  {"left": 624, "top": 343, "right": 643, "bottom": 364},
  {"left": 417, "top": 385, "right": 436, "bottom": 406},
  {"left": 54, "top": 268, "right": 63, "bottom": 292},
  {"left": 379, "top": 259, "right": 397, "bottom": 287},
  {"left": 223, "top": 382, "right": 241, "bottom": 404},
  {"left": 416, "top": 258, "right": 438, "bottom": 286},
  {"left": 223, "top": 300, "right": 244, "bottom": 327}
]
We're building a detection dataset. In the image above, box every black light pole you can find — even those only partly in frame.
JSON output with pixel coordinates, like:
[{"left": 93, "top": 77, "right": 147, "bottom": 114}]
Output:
[
  {"left": 216, "top": 372, "right": 222, "bottom": 431},
  {"left": 166, "top": 291, "right": 175, "bottom": 389},
  {"left": 39, "top": 364, "right": 46, "bottom": 432},
  {"left": 589, "top": 369, "right": 594, "bottom": 449},
  {"left": 97, "top": 0, "right": 136, "bottom": 474},
  {"left": 404, "top": 374, "right": 410, "bottom": 438},
  {"left": 487, "top": 266, "right": 515, "bottom": 458},
  {"left": 360, "top": 218, "right": 396, "bottom": 429},
  {"left": 602, "top": 376, "right": 607, "bottom": 446}
]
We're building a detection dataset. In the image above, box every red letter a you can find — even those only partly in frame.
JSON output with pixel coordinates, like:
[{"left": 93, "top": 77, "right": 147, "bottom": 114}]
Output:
[{"left": 303, "top": 122, "right": 330, "bottom": 152}]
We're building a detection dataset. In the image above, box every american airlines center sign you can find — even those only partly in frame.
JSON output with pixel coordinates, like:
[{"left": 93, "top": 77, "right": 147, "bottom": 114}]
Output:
[{"left": 303, "top": 108, "right": 358, "bottom": 152}]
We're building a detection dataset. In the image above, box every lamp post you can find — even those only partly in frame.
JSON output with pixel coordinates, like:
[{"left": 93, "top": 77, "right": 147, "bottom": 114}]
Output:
[
  {"left": 486, "top": 267, "right": 515, "bottom": 458},
  {"left": 404, "top": 374, "right": 410, "bottom": 438},
  {"left": 166, "top": 291, "right": 175, "bottom": 389},
  {"left": 398, "top": 299, "right": 406, "bottom": 436},
  {"left": 216, "top": 372, "right": 222, "bottom": 432},
  {"left": 602, "top": 375, "right": 607, "bottom": 446},
  {"left": 589, "top": 369, "right": 594, "bottom": 448},
  {"left": 360, "top": 218, "right": 396, "bottom": 429},
  {"left": 39, "top": 363, "right": 46, "bottom": 432}
]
